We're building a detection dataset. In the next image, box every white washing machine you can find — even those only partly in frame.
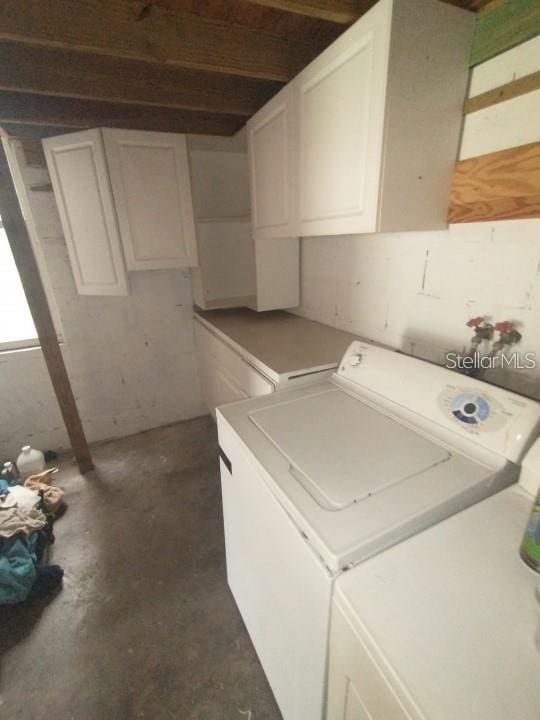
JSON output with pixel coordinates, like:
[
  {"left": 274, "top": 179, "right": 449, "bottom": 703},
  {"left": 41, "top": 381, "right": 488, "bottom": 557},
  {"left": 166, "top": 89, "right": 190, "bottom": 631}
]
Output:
[
  {"left": 327, "top": 440, "right": 540, "bottom": 720},
  {"left": 216, "top": 341, "right": 540, "bottom": 720}
]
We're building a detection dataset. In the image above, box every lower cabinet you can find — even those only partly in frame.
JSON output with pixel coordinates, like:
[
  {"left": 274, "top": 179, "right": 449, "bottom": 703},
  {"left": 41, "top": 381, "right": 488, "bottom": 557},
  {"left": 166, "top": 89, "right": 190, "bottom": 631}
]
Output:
[{"left": 194, "top": 318, "right": 274, "bottom": 418}]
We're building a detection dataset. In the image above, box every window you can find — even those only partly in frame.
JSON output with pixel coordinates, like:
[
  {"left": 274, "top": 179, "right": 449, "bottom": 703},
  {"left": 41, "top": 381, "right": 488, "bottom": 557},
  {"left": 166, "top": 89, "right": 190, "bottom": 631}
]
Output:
[{"left": 0, "top": 215, "right": 39, "bottom": 351}]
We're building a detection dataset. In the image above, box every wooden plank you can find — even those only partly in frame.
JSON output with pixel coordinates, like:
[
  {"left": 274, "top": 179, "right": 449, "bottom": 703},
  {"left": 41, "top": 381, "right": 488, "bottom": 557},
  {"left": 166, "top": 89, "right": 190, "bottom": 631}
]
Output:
[
  {"left": 0, "top": 137, "right": 93, "bottom": 474},
  {"left": 465, "top": 69, "right": 540, "bottom": 113},
  {"left": 470, "top": 0, "right": 540, "bottom": 67},
  {"left": 0, "top": 91, "right": 245, "bottom": 136},
  {"left": 460, "top": 88, "right": 540, "bottom": 159},
  {"left": 463, "top": 70, "right": 540, "bottom": 115},
  {"left": 243, "top": 0, "right": 369, "bottom": 24},
  {"left": 0, "top": 41, "right": 281, "bottom": 117},
  {"left": 448, "top": 141, "right": 540, "bottom": 222},
  {"left": 0, "top": 0, "right": 326, "bottom": 82},
  {"left": 244, "top": 0, "right": 487, "bottom": 23}
]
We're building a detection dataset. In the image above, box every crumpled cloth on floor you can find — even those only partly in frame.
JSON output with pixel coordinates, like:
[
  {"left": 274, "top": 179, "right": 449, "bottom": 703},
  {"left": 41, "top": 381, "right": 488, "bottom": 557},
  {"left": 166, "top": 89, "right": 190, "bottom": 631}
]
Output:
[
  {"left": 0, "top": 468, "right": 65, "bottom": 604},
  {"left": 4, "top": 484, "right": 40, "bottom": 513},
  {"left": 0, "top": 535, "right": 63, "bottom": 605},
  {"left": 29, "top": 565, "right": 64, "bottom": 600},
  {"left": 25, "top": 475, "right": 65, "bottom": 514},
  {"left": 0, "top": 534, "right": 38, "bottom": 604},
  {"left": 0, "top": 502, "right": 46, "bottom": 538}
]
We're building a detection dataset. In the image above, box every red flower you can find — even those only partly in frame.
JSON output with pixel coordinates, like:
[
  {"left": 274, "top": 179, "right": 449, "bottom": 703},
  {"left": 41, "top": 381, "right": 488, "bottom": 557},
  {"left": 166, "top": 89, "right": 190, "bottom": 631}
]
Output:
[
  {"left": 495, "top": 321, "right": 514, "bottom": 334},
  {"left": 466, "top": 316, "right": 485, "bottom": 328}
]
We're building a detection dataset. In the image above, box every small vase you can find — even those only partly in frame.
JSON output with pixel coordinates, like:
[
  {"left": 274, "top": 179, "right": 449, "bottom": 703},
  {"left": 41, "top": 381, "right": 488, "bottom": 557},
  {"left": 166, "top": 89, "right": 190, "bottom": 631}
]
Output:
[{"left": 16, "top": 445, "right": 46, "bottom": 479}]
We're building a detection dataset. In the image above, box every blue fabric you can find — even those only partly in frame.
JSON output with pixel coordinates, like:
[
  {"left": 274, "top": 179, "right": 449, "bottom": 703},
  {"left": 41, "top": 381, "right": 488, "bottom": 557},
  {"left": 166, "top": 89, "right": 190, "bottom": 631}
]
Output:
[
  {"left": 0, "top": 534, "right": 38, "bottom": 604},
  {"left": 0, "top": 478, "right": 9, "bottom": 492}
]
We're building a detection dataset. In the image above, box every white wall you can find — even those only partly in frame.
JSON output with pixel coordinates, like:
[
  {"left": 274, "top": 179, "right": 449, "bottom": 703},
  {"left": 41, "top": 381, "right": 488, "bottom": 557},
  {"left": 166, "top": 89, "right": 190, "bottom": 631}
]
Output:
[
  {"left": 293, "top": 37, "right": 540, "bottom": 401},
  {"left": 0, "top": 140, "right": 206, "bottom": 461}
]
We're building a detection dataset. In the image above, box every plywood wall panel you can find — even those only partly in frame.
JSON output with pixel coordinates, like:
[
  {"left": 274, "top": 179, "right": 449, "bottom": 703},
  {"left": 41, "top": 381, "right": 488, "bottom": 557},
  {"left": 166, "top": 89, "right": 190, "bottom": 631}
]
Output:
[{"left": 449, "top": 141, "right": 540, "bottom": 223}]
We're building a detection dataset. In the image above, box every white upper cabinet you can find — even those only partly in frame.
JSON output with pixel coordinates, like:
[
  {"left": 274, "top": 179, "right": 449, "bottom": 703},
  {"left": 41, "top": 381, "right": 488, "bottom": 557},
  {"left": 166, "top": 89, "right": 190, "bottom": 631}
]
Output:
[
  {"left": 103, "top": 129, "right": 197, "bottom": 270},
  {"left": 247, "top": 84, "right": 297, "bottom": 239},
  {"left": 247, "top": 0, "right": 474, "bottom": 238},
  {"left": 44, "top": 128, "right": 198, "bottom": 296},
  {"left": 297, "top": 0, "right": 390, "bottom": 236},
  {"left": 43, "top": 129, "right": 129, "bottom": 296}
]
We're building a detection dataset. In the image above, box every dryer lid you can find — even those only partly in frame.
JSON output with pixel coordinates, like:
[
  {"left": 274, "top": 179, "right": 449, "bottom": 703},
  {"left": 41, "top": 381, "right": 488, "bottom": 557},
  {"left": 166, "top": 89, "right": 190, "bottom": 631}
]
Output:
[{"left": 248, "top": 388, "right": 450, "bottom": 510}]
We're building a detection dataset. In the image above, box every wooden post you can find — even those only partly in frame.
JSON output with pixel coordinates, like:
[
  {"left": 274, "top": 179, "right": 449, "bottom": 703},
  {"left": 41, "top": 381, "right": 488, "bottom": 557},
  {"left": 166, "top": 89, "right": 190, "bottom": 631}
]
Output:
[{"left": 0, "top": 138, "right": 94, "bottom": 474}]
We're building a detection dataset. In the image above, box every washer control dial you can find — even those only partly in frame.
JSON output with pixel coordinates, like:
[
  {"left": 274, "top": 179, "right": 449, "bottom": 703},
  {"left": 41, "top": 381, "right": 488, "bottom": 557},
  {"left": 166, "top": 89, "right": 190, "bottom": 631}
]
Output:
[
  {"left": 450, "top": 392, "right": 491, "bottom": 425},
  {"left": 439, "top": 386, "right": 510, "bottom": 433}
]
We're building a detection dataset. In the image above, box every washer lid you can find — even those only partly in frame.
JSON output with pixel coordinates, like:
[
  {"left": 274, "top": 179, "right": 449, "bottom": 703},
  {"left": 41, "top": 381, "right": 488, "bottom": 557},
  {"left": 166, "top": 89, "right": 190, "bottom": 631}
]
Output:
[{"left": 248, "top": 389, "right": 450, "bottom": 510}]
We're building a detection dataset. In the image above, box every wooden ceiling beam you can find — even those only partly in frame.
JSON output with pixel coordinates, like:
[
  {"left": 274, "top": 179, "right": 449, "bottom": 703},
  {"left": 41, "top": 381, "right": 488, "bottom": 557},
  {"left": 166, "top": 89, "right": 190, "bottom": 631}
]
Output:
[
  {"left": 242, "top": 0, "right": 369, "bottom": 24},
  {"left": 243, "top": 0, "right": 486, "bottom": 23},
  {"left": 0, "top": 0, "right": 326, "bottom": 82},
  {"left": 0, "top": 41, "right": 281, "bottom": 117},
  {"left": 0, "top": 92, "right": 245, "bottom": 136}
]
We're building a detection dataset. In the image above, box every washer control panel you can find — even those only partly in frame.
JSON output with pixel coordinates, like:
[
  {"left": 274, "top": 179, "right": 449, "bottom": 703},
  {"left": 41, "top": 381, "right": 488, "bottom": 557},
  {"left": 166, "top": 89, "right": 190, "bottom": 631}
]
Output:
[
  {"left": 337, "top": 342, "right": 540, "bottom": 460},
  {"left": 438, "top": 386, "right": 510, "bottom": 433}
]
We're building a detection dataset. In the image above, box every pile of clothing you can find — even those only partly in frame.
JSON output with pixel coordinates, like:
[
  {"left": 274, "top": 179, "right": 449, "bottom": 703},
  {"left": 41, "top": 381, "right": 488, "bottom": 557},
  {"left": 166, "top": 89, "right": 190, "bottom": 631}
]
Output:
[{"left": 0, "top": 469, "right": 66, "bottom": 605}]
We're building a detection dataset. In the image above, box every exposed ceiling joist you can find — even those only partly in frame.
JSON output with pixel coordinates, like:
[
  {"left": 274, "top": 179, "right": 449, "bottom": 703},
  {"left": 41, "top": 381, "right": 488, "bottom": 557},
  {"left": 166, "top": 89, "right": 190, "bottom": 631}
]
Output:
[
  {"left": 0, "top": 41, "right": 281, "bottom": 117},
  {"left": 0, "top": 0, "right": 488, "bottom": 138},
  {"left": 0, "top": 0, "right": 327, "bottom": 82},
  {"left": 0, "top": 92, "right": 245, "bottom": 136},
  {"left": 153, "top": 0, "right": 343, "bottom": 40},
  {"left": 243, "top": 0, "right": 369, "bottom": 24},
  {"left": 243, "top": 0, "right": 491, "bottom": 23}
]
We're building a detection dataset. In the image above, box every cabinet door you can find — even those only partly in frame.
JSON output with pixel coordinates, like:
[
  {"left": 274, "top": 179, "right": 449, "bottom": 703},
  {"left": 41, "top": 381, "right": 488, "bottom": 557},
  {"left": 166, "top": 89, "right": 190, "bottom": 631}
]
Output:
[
  {"left": 296, "top": 0, "right": 391, "bottom": 236},
  {"left": 43, "top": 129, "right": 129, "bottom": 296},
  {"left": 247, "top": 84, "right": 297, "bottom": 238},
  {"left": 103, "top": 129, "right": 198, "bottom": 270}
]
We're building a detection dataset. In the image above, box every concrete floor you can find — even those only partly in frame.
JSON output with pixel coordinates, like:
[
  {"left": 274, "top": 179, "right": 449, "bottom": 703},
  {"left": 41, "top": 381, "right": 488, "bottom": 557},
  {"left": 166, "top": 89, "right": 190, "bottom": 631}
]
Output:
[{"left": 0, "top": 416, "right": 282, "bottom": 720}]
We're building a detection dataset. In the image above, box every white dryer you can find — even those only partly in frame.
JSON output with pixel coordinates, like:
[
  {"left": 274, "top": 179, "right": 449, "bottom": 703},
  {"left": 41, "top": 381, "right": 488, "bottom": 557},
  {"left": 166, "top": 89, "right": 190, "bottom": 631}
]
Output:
[
  {"left": 327, "top": 442, "right": 540, "bottom": 720},
  {"left": 216, "top": 341, "right": 540, "bottom": 720}
]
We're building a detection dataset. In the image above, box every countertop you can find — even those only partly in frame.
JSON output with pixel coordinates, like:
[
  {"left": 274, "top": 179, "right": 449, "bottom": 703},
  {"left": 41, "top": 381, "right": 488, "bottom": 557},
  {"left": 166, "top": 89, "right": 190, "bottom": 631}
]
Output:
[{"left": 194, "top": 308, "right": 361, "bottom": 379}]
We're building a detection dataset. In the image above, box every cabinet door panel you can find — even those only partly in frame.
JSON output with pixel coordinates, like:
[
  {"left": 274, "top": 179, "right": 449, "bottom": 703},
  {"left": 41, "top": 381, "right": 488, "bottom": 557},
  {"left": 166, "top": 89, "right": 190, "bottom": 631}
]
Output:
[
  {"left": 43, "top": 129, "right": 128, "bottom": 296},
  {"left": 248, "top": 85, "right": 296, "bottom": 238},
  {"left": 103, "top": 129, "right": 198, "bottom": 270},
  {"left": 297, "top": 0, "right": 391, "bottom": 236}
]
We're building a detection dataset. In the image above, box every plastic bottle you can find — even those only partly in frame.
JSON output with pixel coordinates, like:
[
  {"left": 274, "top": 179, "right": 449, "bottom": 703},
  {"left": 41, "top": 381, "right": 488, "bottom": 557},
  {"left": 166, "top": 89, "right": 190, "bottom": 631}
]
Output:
[
  {"left": 520, "top": 486, "right": 540, "bottom": 572},
  {"left": 535, "top": 581, "right": 540, "bottom": 651},
  {"left": 1, "top": 461, "right": 22, "bottom": 485},
  {"left": 16, "top": 445, "right": 46, "bottom": 479}
]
